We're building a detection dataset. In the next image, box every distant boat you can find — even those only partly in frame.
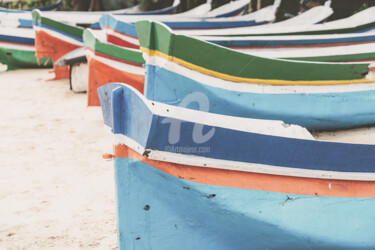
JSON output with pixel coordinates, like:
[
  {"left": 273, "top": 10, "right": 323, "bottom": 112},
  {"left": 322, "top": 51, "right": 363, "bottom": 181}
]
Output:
[
  {"left": 98, "top": 82, "right": 375, "bottom": 249},
  {"left": 29, "top": 2, "right": 272, "bottom": 80},
  {"left": 0, "top": 0, "right": 62, "bottom": 12},
  {"left": 100, "top": 1, "right": 332, "bottom": 48},
  {"left": 176, "top": 5, "right": 375, "bottom": 36},
  {"left": 7, "top": 0, "right": 250, "bottom": 29},
  {"left": 136, "top": 20, "right": 375, "bottom": 130},
  {"left": 83, "top": 29, "right": 144, "bottom": 106},
  {"left": 32, "top": 10, "right": 85, "bottom": 79},
  {"left": 0, "top": 27, "right": 52, "bottom": 70}
]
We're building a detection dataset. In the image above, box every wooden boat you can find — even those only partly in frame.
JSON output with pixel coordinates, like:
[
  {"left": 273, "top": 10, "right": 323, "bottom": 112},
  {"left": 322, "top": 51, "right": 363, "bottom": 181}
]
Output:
[
  {"left": 0, "top": 26, "right": 51, "bottom": 70},
  {"left": 176, "top": 5, "right": 375, "bottom": 36},
  {"left": 83, "top": 28, "right": 144, "bottom": 106},
  {"left": 29, "top": 1, "right": 273, "bottom": 80},
  {"left": 32, "top": 9, "right": 85, "bottom": 79},
  {"left": 102, "top": 16, "right": 375, "bottom": 63},
  {"left": 135, "top": 21, "right": 375, "bottom": 130},
  {"left": 98, "top": 82, "right": 375, "bottom": 249},
  {"left": 1, "top": 0, "right": 180, "bottom": 28},
  {"left": 99, "top": 3, "right": 333, "bottom": 49},
  {"left": 8, "top": 0, "right": 248, "bottom": 29},
  {"left": 0, "top": 0, "right": 62, "bottom": 12}
]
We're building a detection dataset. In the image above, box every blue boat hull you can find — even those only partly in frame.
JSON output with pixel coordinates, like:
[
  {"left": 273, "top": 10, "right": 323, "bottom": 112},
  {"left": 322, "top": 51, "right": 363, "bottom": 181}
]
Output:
[
  {"left": 145, "top": 65, "right": 375, "bottom": 130},
  {"left": 115, "top": 157, "right": 375, "bottom": 249}
]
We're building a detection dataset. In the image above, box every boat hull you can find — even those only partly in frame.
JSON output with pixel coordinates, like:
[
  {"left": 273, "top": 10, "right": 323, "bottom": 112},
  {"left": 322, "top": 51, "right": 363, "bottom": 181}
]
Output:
[
  {"left": 114, "top": 155, "right": 375, "bottom": 249},
  {"left": 0, "top": 47, "right": 51, "bottom": 70},
  {"left": 34, "top": 28, "right": 81, "bottom": 80},
  {"left": 86, "top": 53, "right": 144, "bottom": 106},
  {"left": 145, "top": 64, "right": 375, "bottom": 130}
]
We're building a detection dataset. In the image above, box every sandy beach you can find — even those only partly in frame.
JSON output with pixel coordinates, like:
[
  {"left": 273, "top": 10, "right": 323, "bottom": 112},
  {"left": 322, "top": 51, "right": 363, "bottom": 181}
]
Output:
[
  {"left": 1, "top": 68, "right": 375, "bottom": 249},
  {"left": 0, "top": 69, "right": 116, "bottom": 249}
]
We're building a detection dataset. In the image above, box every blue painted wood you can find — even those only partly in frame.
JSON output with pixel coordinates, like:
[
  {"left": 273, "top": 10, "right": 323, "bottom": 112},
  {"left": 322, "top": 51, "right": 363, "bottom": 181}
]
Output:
[
  {"left": 99, "top": 83, "right": 375, "bottom": 174},
  {"left": 0, "top": 33, "right": 34, "bottom": 45},
  {"left": 97, "top": 84, "right": 121, "bottom": 129},
  {"left": 114, "top": 157, "right": 375, "bottom": 249},
  {"left": 112, "top": 86, "right": 153, "bottom": 148},
  {"left": 144, "top": 64, "right": 375, "bottom": 130},
  {"left": 100, "top": 15, "right": 138, "bottom": 38}
]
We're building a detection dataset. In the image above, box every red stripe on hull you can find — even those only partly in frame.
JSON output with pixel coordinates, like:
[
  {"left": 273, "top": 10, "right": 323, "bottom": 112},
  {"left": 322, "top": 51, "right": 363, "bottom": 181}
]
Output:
[
  {"left": 114, "top": 144, "right": 375, "bottom": 198},
  {"left": 106, "top": 34, "right": 140, "bottom": 49}
]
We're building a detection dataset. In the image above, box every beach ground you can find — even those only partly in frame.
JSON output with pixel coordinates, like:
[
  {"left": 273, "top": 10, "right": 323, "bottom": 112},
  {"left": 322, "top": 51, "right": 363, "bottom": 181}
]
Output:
[
  {"left": 0, "top": 69, "right": 116, "bottom": 249},
  {"left": 0, "top": 68, "right": 374, "bottom": 249}
]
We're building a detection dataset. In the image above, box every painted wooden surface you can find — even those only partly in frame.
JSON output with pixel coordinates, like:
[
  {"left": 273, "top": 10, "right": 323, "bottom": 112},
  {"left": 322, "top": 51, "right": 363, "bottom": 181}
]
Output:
[
  {"left": 100, "top": 3, "right": 332, "bottom": 49},
  {"left": 0, "top": 27, "right": 51, "bottom": 69},
  {"left": 98, "top": 83, "right": 375, "bottom": 249},
  {"left": 102, "top": 17, "right": 375, "bottom": 63},
  {"left": 100, "top": 84, "right": 375, "bottom": 179},
  {"left": 83, "top": 28, "right": 144, "bottom": 106},
  {"left": 136, "top": 21, "right": 373, "bottom": 84},
  {"left": 32, "top": 10, "right": 84, "bottom": 79},
  {"left": 143, "top": 61, "right": 375, "bottom": 130},
  {"left": 113, "top": 158, "right": 375, "bottom": 249}
]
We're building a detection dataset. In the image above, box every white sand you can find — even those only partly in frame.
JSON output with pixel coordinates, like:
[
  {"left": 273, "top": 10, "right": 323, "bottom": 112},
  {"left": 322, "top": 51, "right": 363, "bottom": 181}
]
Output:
[
  {"left": 0, "top": 69, "right": 116, "bottom": 249},
  {"left": 1, "top": 68, "right": 375, "bottom": 249}
]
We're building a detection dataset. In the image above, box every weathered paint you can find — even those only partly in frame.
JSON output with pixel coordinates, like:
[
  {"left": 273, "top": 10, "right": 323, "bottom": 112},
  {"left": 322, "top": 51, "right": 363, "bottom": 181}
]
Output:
[
  {"left": 114, "top": 157, "right": 375, "bottom": 249},
  {"left": 83, "top": 29, "right": 144, "bottom": 106},
  {"left": 32, "top": 10, "right": 83, "bottom": 80},
  {"left": 136, "top": 21, "right": 373, "bottom": 84},
  {"left": 0, "top": 28, "right": 52, "bottom": 70},
  {"left": 115, "top": 144, "right": 375, "bottom": 198},
  {"left": 144, "top": 62, "right": 375, "bottom": 130},
  {"left": 99, "top": 84, "right": 375, "bottom": 180},
  {"left": 103, "top": 24, "right": 375, "bottom": 63},
  {"left": 0, "top": 46, "right": 51, "bottom": 70},
  {"left": 98, "top": 84, "right": 375, "bottom": 249}
]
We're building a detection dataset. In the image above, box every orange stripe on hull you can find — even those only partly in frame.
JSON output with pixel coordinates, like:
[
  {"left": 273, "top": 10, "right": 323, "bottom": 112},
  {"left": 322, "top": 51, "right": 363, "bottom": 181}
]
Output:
[
  {"left": 114, "top": 144, "right": 375, "bottom": 198},
  {"left": 87, "top": 56, "right": 144, "bottom": 106},
  {"left": 34, "top": 30, "right": 81, "bottom": 80}
]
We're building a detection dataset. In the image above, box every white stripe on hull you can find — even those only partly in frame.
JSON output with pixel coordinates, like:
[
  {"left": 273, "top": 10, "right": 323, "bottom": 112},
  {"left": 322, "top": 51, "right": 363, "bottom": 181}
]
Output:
[{"left": 146, "top": 55, "right": 375, "bottom": 94}]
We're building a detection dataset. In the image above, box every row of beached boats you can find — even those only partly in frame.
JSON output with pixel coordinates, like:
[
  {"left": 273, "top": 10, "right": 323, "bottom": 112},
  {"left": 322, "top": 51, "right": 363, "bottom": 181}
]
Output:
[{"left": 2, "top": 0, "right": 375, "bottom": 248}]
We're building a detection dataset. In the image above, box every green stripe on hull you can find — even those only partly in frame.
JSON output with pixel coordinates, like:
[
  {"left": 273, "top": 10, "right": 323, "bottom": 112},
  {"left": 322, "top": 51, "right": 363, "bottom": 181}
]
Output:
[
  {"left": 0, "top": 48, "right": 52, "bottom": 70},
  {"left": 135, "top": 21, "right": 371, "bottom": 82},
  {"left": 83, "top": 29, "right": 144, "bottom": 64},
  {"left": 32, "top": 10, "right": 83, "bottom": 39},
  {"left": 284, "top": 52, "right": 375, "bottom": 63}
]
